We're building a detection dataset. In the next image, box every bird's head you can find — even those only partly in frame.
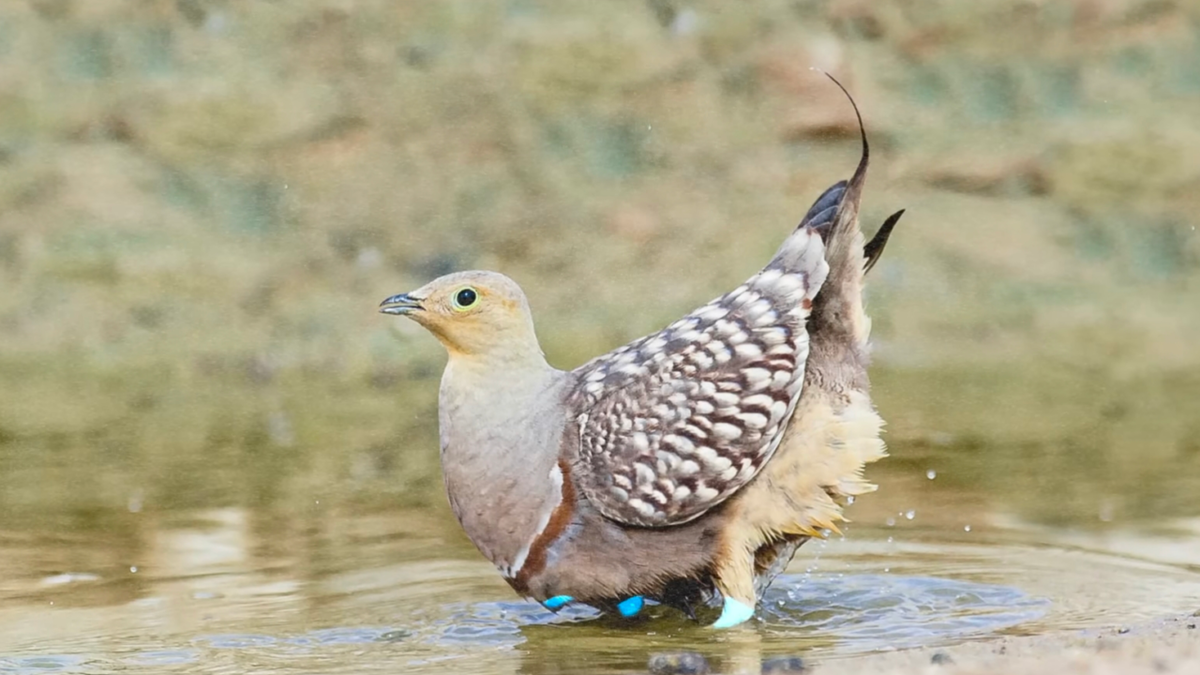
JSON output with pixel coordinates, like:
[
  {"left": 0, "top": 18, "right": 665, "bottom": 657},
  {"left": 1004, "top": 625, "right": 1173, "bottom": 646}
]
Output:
[{"left": 379, "top": 270, "right": 545, "bottom": 364}]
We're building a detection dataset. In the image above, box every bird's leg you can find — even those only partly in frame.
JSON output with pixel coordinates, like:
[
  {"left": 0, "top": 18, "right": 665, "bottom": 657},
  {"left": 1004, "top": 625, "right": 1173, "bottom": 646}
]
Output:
[
  {"left": 542, "top": 595, "right": 573, "bottom": 610},
  {"left": 711, "top": 544, "right": 759, "bottom": 628},
  {"left": 616, "top": 595, "right": 645, "bottom": 617}
]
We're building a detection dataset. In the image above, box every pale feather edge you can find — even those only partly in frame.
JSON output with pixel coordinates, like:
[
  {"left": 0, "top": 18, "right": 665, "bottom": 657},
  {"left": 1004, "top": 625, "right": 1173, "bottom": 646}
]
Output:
[{"left": 501, "top": 463, "right": 565, "bottom": 579}]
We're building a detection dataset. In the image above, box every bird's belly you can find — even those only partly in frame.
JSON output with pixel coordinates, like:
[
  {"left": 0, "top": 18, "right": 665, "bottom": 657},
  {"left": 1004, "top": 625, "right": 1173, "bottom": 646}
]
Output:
[{"left": 515, "top": 497, "right": 723, "bottom": 605}]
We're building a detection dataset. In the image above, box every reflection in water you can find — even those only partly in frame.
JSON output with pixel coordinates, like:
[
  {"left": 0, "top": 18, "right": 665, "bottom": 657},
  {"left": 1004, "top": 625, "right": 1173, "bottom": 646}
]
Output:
[
  {"left": 1, "top": 371, "right": 1199, "bottom": 674},
  {"left": 0, "top": 566, "right": 1043, "bottom": 675},
  {"left": 3, "top": 496, "right": 1200, "bottom": 675}
]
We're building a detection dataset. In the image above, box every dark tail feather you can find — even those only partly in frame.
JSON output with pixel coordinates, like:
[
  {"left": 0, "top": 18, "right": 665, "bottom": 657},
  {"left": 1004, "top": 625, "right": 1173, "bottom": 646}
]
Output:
[
  {"left": 863, "top": 209, "right": 905, "bottom": 274},
  {"left": 797, "top": 74, "right": 904, "bottom": 348},
  {"left": 795, "top": 73, "right": 869, "bottom": 276},
  {"left": 818, "top": 73, "right": 869, "bottom": 265},
  {"left": 797, "top": 180, "right": 847, "bottom": 238},
  {"left": 797, "top": 75, "right": 904, "bottom": 279}
]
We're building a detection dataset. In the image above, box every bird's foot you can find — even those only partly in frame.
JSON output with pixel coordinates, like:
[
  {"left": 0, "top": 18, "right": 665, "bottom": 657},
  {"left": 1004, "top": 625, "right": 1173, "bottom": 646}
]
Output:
[
  {"left": 616, "top": 595, "right": 645, "bottom": 617},
  {"left": 543, "top": 595, "right": 573, "bottom": 610},
  {"left": 711, "top": 596, "right": 755, "bottom": 629}
]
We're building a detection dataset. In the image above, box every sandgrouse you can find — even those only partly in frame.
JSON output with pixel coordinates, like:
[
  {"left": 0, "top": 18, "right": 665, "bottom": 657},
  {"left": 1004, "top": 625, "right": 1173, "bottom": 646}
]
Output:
[{"left": 380, "top": 81, "right": 903, "bottom": 628}]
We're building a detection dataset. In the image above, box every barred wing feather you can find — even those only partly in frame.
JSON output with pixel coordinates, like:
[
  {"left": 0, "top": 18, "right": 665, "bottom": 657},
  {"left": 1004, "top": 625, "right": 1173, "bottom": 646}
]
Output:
[{"left": 567, "top": 228, "right": 830, "bottom": 527}]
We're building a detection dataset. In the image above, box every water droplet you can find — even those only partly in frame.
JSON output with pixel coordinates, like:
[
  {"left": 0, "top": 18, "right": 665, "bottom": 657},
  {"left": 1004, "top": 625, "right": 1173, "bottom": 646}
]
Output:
[
  {"left": 883, "top": 567, "right": 890, "bottom": 573},
  {"left": 130, "top": 566, "right": 138, "bottom": 574},
  {"left": 886, "top": 517, "right": 896, "bottom": 527},
  {"left": 846, "top": 495, "right": 855, "bottom": 504},
  {"left": 964, "top": 525, "right": 972, "bottom": 532},
  {"left": 904, "top": 510, "right": 916, "bottom": 520},
  {"left": 926, "top": 470, "right": 937, "bottom": 480}
]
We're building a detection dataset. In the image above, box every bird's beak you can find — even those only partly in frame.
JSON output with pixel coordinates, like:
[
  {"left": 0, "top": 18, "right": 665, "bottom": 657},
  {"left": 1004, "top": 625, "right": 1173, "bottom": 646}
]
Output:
[{"left": 379, "top": 292, "right": 424, "bottom": 315}]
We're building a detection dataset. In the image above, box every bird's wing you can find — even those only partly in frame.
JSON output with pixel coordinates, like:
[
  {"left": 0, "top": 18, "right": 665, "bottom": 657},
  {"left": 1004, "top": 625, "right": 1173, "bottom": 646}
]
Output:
[{"left": 566, "top": 226, "right": 830, "bottom": 527}]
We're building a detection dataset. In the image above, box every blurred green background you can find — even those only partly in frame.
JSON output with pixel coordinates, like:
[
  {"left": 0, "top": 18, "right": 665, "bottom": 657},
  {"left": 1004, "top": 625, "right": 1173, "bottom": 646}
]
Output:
[{"left": 1, "top": 0, "right": 1198, "bottom": 543}]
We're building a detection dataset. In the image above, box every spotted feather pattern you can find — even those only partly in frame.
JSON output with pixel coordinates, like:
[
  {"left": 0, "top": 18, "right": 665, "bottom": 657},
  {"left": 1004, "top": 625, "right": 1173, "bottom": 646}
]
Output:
[{"left": 567, "top": 228, "right": 830, "bottom": 527}]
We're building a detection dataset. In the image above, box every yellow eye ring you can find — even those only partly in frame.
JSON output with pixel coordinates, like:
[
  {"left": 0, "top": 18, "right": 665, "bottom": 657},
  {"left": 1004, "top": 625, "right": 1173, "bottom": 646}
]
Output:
[{"left": 452, "top": 286, "right": 479, "bottom": 311}]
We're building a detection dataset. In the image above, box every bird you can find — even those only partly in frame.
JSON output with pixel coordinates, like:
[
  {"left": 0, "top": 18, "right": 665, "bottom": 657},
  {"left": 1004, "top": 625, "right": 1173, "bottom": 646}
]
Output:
[{"left": 379, "top": 78, "right": 903, "bottom": 629}]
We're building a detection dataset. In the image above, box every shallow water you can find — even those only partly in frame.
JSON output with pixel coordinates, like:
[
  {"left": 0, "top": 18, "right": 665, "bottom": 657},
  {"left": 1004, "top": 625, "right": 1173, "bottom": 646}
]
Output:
[
  {"left": 2, "top": 370, "right": 1200, "bottom": 674},
  {"left": 2, "top": 476, "right": 1199, "bottom": 674}
]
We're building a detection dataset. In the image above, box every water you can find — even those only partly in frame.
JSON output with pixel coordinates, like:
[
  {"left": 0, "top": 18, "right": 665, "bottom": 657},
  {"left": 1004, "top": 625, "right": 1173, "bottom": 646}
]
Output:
[
  {"left": 2, "top": 474, "right": 1199, "bottom": 674},
  {"left": 2, "top": 369, "right": 1200, "bottom": 674}
]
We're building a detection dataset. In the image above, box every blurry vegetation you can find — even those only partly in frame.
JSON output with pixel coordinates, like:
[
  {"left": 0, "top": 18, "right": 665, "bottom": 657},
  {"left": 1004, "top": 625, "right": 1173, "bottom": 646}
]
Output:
[{"left": 0, "top": 0, "right": 1198, "bottom": 528}]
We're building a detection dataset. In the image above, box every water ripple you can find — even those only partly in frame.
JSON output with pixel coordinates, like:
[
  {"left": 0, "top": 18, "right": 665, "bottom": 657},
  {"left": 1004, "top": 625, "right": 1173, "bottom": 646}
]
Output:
[
  {"left": 760, "top": 573, "right": 1048, "bottom": 651},
  {"left": 0, "top": 655, "right": 86, "bottom": 675}
]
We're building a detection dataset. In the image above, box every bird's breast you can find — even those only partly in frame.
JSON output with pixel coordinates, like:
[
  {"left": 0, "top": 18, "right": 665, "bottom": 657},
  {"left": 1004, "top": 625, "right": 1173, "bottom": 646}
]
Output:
[{"left": 436, "top": 386, "right": 574, "bottom": 589}]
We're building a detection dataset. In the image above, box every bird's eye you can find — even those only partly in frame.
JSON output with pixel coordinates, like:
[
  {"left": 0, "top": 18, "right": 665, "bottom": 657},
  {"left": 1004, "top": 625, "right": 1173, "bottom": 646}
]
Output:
[{"left": 452, "top": 287, "right": 478, "bottom": 310}]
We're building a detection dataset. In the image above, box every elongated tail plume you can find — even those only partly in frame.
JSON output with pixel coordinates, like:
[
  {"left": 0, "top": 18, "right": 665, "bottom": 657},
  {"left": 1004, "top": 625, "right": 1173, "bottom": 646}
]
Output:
[{"left": 801, "top": 74, "right": 905, "bottom": 349}]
